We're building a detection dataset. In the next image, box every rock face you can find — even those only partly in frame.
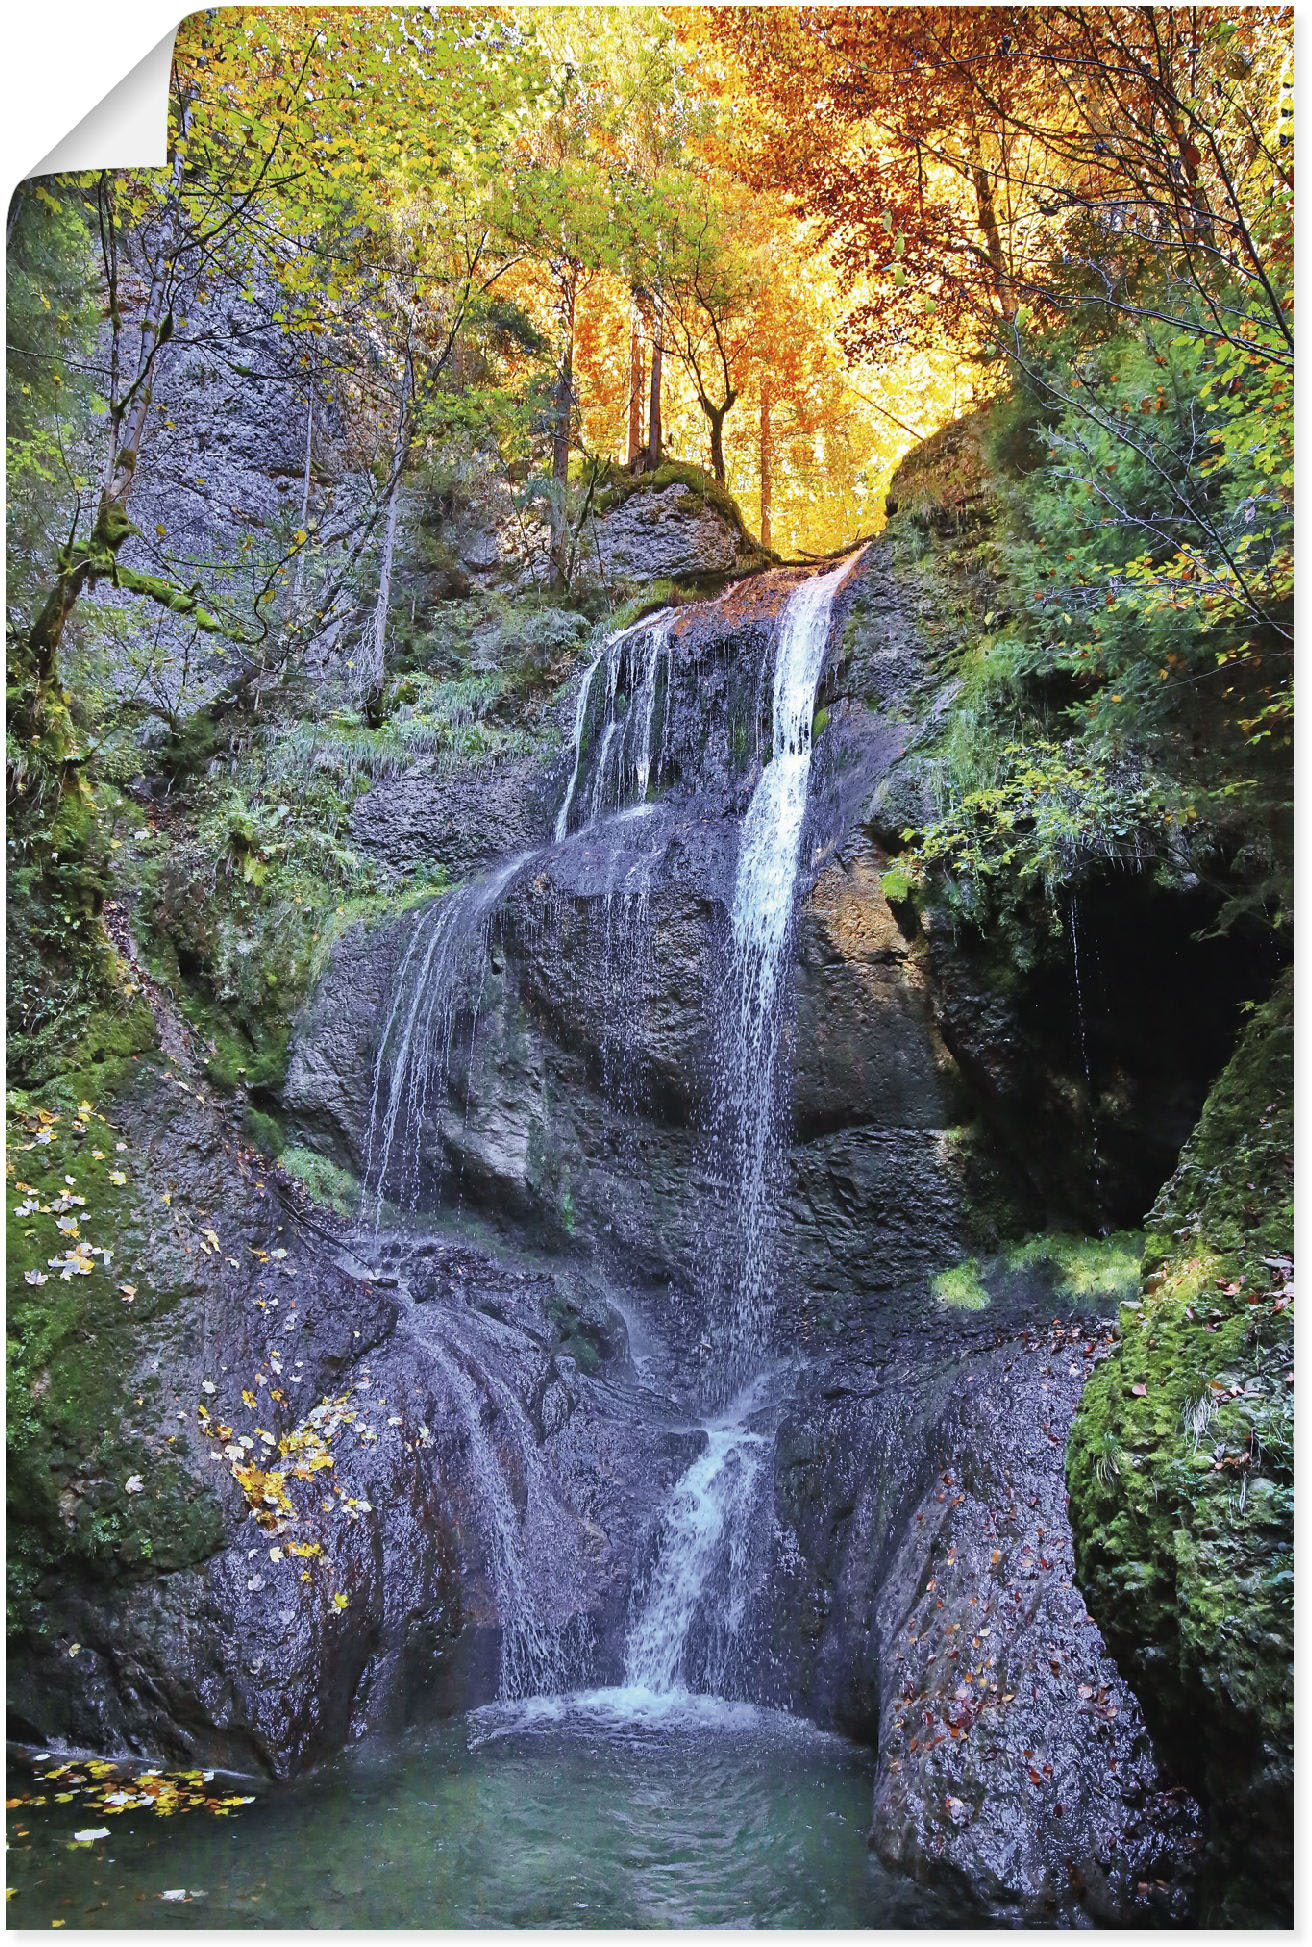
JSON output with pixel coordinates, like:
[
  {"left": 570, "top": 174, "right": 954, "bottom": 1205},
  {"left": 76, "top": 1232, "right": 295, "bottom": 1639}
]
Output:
[
  {"left": 377, "top": 463, "right": 769, "bottom": 596},
  {"left": 14, "top": 538, "right": 1227, "bottom": 1924},
  {"left": 348, "top": 752, "right": 559, "bottom": 883},
  {"left": 88, "top": 267, "right": 369, "bottom": 710},
  {"left": 764, "top": 1313, "right": 1202, "bottom": 1924},
  {"left": 285, "top": 561, "right": 974, "bottom": 1350},
  {"left": 10, "top": 1062, "right": 683, "bottom": 1780},
  {"left": 589, "top": 478, "right": 768, "bottom": 581}
]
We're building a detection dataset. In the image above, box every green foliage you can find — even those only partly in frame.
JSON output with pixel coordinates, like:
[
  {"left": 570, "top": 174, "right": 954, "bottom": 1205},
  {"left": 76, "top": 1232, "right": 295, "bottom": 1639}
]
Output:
[
  {"left": 6, "top": 182, "right": 101, "bottom": 618},
  {"left": 281, "top": 1146, "right": 360, "bottom": 1219},
  {"left": 1067, "top": 975, "right": 1293, "bottom": 1922},
  {"left": 910, "top": 737, "right": 1182, "bottom": 920},
  {"left": 880, "top": 862, "right": 914, "bottom": 905},
  {"left": 884, "top": 308, "right": 1291, "bottom": 935}
]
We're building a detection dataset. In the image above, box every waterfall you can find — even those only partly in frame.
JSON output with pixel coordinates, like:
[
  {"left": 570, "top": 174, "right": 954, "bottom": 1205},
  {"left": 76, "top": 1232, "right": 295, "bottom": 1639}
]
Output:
[
  {"left": 624, "top": 1423, "right": 768, "bottom": 1697},
  {"left": 363, "top": 852, "right": 527, "bottom": 1219},
  {"left": 619, "top": 556, "right": 858, "bottom": 1706},
  {"left": 420, "top": 1325, "right": 585, "bottom": 1700},
  {"left": 362, "top": 608, "right": 678, "bottom": 1225},
  {"left": 554, "top": 608, "right": 675, "bottom": 841},
  {"left": 357, "top": 555, "right": 858, "bottom": 1715},
  {"left": 713, "top": 555, "right": 857, "bottom": 1390}
]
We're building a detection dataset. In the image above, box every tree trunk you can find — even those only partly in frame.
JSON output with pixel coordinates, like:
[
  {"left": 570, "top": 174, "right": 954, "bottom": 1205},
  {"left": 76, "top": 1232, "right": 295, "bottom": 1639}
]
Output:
[
  {"left": 647, "top": 336, "right": 663, "bottom": 472},
  {"left": 706, "top": 402, "right": 727, "bottom": 484},
  {"left": 365, "top": 347, "right": 411, "bottom": 706},
  {"left": 25, "top": 251, "right": 174, "bottom": 716},
  {"left": 759, "top": 380, "right": 773, "bottom": 551},
  {"left": 696, "top": 386, "right": 735, "bottom": 486},
  {"left": 965, "top": 124, "right": 1011, "bottom": 322},
  {"left": 550, "top": 270, "right": 577, "bottom": 582},
  {"left": 626, "top": 305, "right": 645, "bottom": 466}
]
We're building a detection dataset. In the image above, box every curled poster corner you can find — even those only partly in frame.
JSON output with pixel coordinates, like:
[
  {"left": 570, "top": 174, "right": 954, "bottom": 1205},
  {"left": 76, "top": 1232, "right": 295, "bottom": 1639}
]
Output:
[{"left": 30, "top": 25, "right": 175, "bottom": 179}]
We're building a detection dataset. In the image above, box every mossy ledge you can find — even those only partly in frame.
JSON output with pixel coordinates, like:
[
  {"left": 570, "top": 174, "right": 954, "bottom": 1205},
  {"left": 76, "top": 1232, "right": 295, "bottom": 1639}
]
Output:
[
  {"left": 1067, "top": 973, "right": 1293, "bottom": 1925},
  {"left": 593, "top": 459, "right": 775, "bottom": 567}
]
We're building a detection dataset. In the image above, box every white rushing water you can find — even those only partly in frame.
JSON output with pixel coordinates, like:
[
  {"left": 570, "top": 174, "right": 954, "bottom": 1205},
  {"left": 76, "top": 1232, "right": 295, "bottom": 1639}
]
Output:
[
  {"left": 621, "top": 558, "right": 859, "bottom": 1706},
  {"left": 363, "top": 852, "right": 527, "bottom": 1219},
  {"left": 623, "top": 1424, "right": 769, "bottom": 1696},
  {"left": 554, "top": 609, "right": 675, "bottom": 841},
  {"left": 714, "top": 554, "right": 859, "bottom": 1391}
]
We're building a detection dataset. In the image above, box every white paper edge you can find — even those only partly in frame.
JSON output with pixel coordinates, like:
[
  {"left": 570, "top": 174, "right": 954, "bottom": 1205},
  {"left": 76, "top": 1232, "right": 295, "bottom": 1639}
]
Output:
[{"left": 32, "top": 27, "right": 176, "bottom": 180}]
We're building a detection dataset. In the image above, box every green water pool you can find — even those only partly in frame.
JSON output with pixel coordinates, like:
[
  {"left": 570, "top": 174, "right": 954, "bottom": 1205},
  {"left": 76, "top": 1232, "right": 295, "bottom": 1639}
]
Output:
[{"left": 7, "top": 1690, "right": 966, "bottom": 1929}]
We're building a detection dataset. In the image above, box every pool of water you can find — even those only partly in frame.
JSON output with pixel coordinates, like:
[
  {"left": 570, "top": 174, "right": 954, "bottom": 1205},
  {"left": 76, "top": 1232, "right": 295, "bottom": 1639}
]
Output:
[{"left": 7, "top": 1689, "right": 967, "bottom": 1929}]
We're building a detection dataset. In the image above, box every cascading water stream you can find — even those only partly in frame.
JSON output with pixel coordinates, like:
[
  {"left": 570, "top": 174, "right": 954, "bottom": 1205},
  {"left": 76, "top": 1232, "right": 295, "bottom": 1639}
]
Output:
[
  {"left": 363, "top": 852, "right": 528, "bottom": 1219},
  {"left": 623, "top": 1420, "right": 769, "bottom": 1697},
  {"left": 555, "top": 608, "right": 675, "bottom": 841},
  {"left": 622, "top": 555, "right": 859, "bottom": 1704},
  {"left": 358, "top": 558, "right": 856, "bottom": 1716},
  {"left": 365, "top": 609, "right": 678, "bottom": 1224},
  {"left": 712, "top": 554, "right": 859, "bottom": 1394},
  {"left": 420, "top": 1334, "right": 576, "bottom": 1699}
]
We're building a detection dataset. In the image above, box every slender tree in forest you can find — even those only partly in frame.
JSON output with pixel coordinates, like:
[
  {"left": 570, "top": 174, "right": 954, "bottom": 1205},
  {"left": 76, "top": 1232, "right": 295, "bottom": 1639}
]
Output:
[
  {"left": 626, "top": 299, "right": 646, "bottom": 464},
  {"left": 758, "top": 376, "right": 773, "bottom": 550}
]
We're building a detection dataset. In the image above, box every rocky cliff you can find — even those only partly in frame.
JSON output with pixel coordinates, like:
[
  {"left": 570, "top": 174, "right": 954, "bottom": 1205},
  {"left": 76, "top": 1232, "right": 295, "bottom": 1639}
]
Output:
[{"left": 9, "top": 415, "right": 1288, "bottom": 1925}]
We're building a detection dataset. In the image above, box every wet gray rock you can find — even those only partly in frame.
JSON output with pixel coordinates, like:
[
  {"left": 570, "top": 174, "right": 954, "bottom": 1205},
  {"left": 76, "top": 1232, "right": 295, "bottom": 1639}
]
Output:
[
  {"left": 591, "top": 482, "right": 766, "bottom": 581},
  {"left": 349, "top": 752, "right": 561, "bottom": 882},
  {"left": 12, "top": 1065, "right": 681, "bottom": 1780},
  {"left": 758, "top": 1310, "right": 1202, "bottom": 1924},
  {"left": 864, "top": 1321, "right": 1203, "bottom": 1924}
]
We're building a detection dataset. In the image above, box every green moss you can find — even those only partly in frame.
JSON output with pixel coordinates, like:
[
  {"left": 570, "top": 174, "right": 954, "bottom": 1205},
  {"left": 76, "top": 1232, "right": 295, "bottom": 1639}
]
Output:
[
  {"left": 933, "top": 1230, "right": 1140, "bottom": 1315},
  {"left": 1004, "top": 1229, "right": 1142, "bottom": 1301},
  {"left": 604, "top": 579, "right": 681, "bottom": 635},
  {"left": 242, "top": 1105, "right": 286, "bottom": 1159},
  {"left": 557, "top": 1166, "right": 576, "bottom": 1237},
  {"left": 932, "top": 1261, "right": 990, "bottom": 1310},
  {"left": 7, "top": 1090, "right": 226, "bottom": 1624},
  {"left": 884, "top": 408, "right": 994, "bottom": 536},
  {"left": 280, "top": 1145, "right": 360, "bottom": 1218},
  {"left": 1067, "top": 974, "right": 1293, "bottom": 1923},
  {"left": 545, "top": 1291, "right": 604, "bottom": 1377}
]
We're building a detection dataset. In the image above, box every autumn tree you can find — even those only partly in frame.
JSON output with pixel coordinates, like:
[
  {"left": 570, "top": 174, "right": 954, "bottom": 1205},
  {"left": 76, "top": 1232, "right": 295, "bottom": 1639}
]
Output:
[
  {"left": 7, "top": 6, "right": 545, "bottom": 1059},
  {"left": 654, "top": 180, "right": 766, "bottom": 483}
]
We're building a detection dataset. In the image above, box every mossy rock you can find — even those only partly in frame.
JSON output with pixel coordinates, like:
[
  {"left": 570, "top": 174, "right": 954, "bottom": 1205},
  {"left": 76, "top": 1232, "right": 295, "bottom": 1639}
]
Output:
[
  {"left": 593, "top": 459, "right": 772, "bottom": 563},
  {"left": 884, "top": 408, "right": 995, "bottom": 534},
  {"left": 7, "top": 1088, "right": 226, "bottom": 1624},
  {"left": 1067, "top": 974, "right": 1293, "bottom": 1924}
]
